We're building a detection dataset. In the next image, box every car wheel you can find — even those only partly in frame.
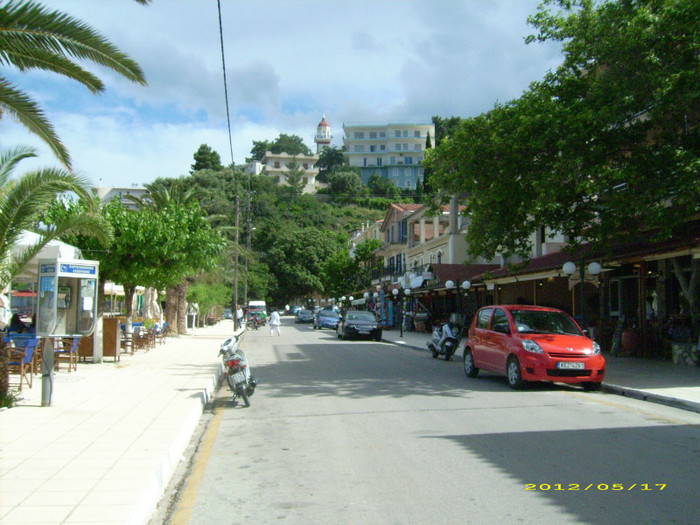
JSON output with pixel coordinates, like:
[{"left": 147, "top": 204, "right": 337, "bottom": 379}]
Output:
[
  {"left": 583, "top": 381, "right": 602, "bottom": 391},
  {"left": 463, "top": 349, "right": 479, "bottom": 378},
  {"left": 431, "top": 350, "right": 439, "bottom": 359},
  {"left": 374, "top": 333, "right": 382, "bottom": 342},
  {"left": 506, "top": 356, "right": 524, "bottom": 390}
]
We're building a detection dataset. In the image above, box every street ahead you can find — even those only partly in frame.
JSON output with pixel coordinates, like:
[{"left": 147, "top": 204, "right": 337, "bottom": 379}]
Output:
[{"left": 160, "top": 318, "right": 700, "bottom": 525}]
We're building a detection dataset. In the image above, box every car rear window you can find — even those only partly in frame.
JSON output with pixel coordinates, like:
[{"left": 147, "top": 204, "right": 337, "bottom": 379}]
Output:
[{"left": 476, "top": 308, "right": 493, "bottom": 329}]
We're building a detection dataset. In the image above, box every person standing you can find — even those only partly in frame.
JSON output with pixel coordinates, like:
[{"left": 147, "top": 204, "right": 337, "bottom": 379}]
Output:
[{"left": 269, "top": 307, "right": 281, "bottom": 336}]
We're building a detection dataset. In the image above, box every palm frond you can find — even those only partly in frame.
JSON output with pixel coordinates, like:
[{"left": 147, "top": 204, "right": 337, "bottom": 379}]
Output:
[
  {"left": 0, "top": 78, "right": 71, "bottom": 169},
  {"left": 0, "top": 167, "right": 91, "bottom": 258},
  {"left": 0, "top": 0, "right": 147, "bottom": 85},
  {"left": 0, "top": 144, "right": 36, "bottom": 184}
]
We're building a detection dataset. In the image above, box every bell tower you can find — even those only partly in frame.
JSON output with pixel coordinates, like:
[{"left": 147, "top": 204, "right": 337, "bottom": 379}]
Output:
[{"left": 314, "top": 116, "right": 332, "bottom": 153}]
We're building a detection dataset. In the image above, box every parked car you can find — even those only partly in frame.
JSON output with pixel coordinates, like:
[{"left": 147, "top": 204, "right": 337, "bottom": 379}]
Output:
[
  {"left": 221, "top": 308, "right": 233, "bottom": 320},
  {"left": 314, "top": 308, "right": 340, "bottom": 330},
  {"left": 290, "top": 305, "right": 302, "bottom": 316},
  {"left": 463, "top": 305, "right": 605, "bottom": 390},
  {"left": 336, "top": 310, "right": 382, "bottom": 341},
  {"left": 295, "top": 309, "right": 315, "bottom": 323}
]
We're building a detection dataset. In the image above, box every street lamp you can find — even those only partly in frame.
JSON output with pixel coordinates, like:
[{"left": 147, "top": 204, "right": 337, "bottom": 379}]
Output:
[{"left": 563, "top": 260, "right": 602, "bottom": 324}]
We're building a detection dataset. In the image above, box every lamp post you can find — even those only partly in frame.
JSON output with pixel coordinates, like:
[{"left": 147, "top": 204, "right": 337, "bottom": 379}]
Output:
[
  {"left": 563, "top": 260, "right": 602, "bottom": 325},
  {"left": 445, "top": 279, "right": 471, "bottom": 319}
]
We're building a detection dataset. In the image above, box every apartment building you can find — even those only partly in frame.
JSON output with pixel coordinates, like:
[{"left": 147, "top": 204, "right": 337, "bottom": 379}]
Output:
[
  {"left": 342, "top": 122, "right": 435, "bottom": 189},
  {"left": 260, "top": 151, "right": 319, "bottom": 194}
]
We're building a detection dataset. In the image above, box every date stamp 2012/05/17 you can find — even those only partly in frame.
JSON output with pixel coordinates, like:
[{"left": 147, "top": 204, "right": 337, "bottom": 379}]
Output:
[{"left": 526, "top": 483, "right": 666, "bottom": 491}]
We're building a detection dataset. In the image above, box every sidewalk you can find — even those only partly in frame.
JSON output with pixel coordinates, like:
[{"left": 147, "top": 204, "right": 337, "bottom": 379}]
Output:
[
  {"left": 0, "top": 321, "right": 237, "bottom": 525},
  {"left": 381, "top": 328, "right": 700, "bottom": 413}
]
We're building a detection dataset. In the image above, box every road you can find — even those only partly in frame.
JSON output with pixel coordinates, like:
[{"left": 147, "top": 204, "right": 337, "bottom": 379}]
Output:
[{"left": 155, "top": 318, "right": 700, "bottom": 525}]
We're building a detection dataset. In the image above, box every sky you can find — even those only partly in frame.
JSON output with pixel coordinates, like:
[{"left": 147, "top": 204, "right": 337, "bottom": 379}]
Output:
[{"left": 0, "top": 0, "right": 563, "bottom": 189}]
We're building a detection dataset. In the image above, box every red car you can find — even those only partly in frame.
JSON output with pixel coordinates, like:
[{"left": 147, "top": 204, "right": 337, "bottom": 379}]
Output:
[{"left": 463, "top": 305, "right": 605, "bottom": 390}]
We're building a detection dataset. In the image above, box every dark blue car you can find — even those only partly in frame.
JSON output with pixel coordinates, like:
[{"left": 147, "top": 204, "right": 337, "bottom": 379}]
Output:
[{"left": 313, "top": 308, "right": 340, "bottom": 330}]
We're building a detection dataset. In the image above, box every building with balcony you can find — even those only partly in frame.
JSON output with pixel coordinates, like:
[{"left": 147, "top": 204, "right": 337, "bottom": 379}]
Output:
[
  {"left": 260, "top": 151, "right": 319, "bottom": 194},
  {"left": 342, "top": 122, "right": 435, "bottom": 189}
]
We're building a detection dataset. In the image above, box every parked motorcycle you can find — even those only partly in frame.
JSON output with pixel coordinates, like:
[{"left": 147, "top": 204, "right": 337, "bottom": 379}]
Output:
[
  {"left": 246, "top": 315, "right": 263, "bottom": 331},
  {"left": 219, "top": 335, "right": 258, "bottom": 407},
  {"left": 427, "top": 320, "right": 461, "bottom": 361}
]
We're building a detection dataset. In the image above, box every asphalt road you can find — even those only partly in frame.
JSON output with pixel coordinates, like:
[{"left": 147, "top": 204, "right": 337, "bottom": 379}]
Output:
[{"left": 155, "top": 318, "right": 700, "bottom": 525}]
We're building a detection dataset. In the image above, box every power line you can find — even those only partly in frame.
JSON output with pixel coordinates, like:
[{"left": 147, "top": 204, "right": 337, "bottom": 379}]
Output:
[{"left": 216, "top": 0, "right": 235, "bottom": 167}]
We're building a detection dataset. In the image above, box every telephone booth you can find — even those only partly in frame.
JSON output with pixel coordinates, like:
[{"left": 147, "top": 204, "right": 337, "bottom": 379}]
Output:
[{"left": 37, "top": 258, "right": 99, "bottom": 337}]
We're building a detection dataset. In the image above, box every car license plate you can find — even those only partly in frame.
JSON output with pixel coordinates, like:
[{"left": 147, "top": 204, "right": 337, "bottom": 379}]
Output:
[
  {"left": 557, "top": 361, "right": 585, "bottom": 369},
  {"left": 232, "top": 371, "right": 246, "bottom": 383},
  {"left": 359, "top": 330, "right": 369, "bottom": 334}
]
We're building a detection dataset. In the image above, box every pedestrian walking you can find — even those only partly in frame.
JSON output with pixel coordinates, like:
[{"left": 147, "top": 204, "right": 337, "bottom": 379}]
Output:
[{"left": 269, "top": 307, "right": 281, "bottom": 336}]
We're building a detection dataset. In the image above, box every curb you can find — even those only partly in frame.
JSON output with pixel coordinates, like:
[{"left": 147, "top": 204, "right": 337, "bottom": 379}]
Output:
[
  {"left": 382, "top": 337, "right": 700, "bottom": 415},
  {"left": 601, "top": 383, "right": 700, "bottom": 415}
]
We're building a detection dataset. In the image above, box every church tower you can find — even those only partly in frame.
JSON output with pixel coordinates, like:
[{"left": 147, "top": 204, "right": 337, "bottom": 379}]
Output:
[{"left": 314, "top": 116, "right": 332, "bottom": 153}]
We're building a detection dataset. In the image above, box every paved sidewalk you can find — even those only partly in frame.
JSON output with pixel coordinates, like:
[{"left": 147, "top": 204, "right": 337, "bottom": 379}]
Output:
[
  {"left": 381, "top": 328, "right": 700, "bottom": 413},
  {"left": 1, "top": 321, "right": 238, "bottom": 525}
]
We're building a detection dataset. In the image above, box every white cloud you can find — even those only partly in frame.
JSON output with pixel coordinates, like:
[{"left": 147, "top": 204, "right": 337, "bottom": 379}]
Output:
[{"left": 3, "top": 0, "right": 561, "bottom": 188}]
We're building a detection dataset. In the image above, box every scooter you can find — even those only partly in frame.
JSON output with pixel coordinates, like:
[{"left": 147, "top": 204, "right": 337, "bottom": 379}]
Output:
[
  {"left": 219, "top": 335, "right": 258, "bottom": 407},
  {"left": 427, "top": 322, "right": 460, "bottom": 361}
]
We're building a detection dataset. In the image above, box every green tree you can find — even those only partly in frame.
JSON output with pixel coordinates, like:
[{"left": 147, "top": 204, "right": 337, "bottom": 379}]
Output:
[
  {"left": 190, "top": 144, "right": 223, "bottom": 173},
  {"left": 322, "top": 250, "right": 359, "bottom": 300},
  {"left": 283, "top": 159, "right": 306, "bottom": 196},
  {"left": 431, "top": 116, "right": 462, "bottom": 147},
  {"left": 248, "top": 140, "right": 272, "bottom": 161},
  {"left": 426, "top": 0, "right": 700, "bottom": 262},
  {"left": 248, "top": 134, "right": 312, "bottom": 161},
  {"left": 328, "top": 170, "right": 366, "bottom": 203},
  {"left": 367, "top": 174, "right": 400, "bottom": 199},
  {"left": 0, "top": 0, "right": 148, "bottom": 170},
  {"left": 316, "top": 145, "right": 346, "bottom": 180}
]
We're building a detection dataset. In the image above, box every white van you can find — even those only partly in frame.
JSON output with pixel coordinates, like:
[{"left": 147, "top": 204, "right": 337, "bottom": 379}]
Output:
[{"left": 247, "top": 300, "right": 267, "bottom": 321}]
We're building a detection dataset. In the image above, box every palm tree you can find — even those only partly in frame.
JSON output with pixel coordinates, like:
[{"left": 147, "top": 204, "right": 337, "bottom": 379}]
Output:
[
  {"left": 0, "top": 0, "right": 148, "bottom": 170},
  {"left": 0, "top": 146, "right": 110, "bottom": 401}
]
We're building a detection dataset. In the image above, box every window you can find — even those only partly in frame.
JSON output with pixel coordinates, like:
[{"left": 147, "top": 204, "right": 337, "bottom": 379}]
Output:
[
  {"left": 354, "top": 145, "right": 365, "bottom": 152},
  {"left": 403, "top": 143, "right": 408, "bottom": 151},
  {"left": 377, "top": 158, "right": 382, "bottom": 167},
  {"left": 414, "top": 143, "right": 422, "bottom": 151},
  {"left": 303, "top": 163, "right": 308, "bottom": 169},
  {"left": 403, "top": 130, "right": 408, "bottom": 137},
  {"left": 405, "top": 156, "right": 413, "bottom": 165},
  {"left": 363, "top": 158, "right": 367, "bottom": 166},
  {"left": 390, "top": 156, "right": 396, "bottom": 164},
  {"left": 380, "top": 145, "right": 385, "bottom": 151},
  {"left": 395, "top": 143, "right": 402, "bottom": 150},
  {"left": 274, "top": 161, "right": 280, "bottom": 168},
  {"left": 370, "top": 145, "right": 376, "bottom": 152},
  {"left": 380, "top": 131, "right": 385, "bottom": 138},
  {"left": 392, "top": 168, "right": 399, "bottom": 177},
  {"left": 414, "top": 130, "right": 421, "bottom": 138},
  {"left": 405, "top": 180, "right": 412, "bottom": 188},
  {"left": 405, "top": 168, "right": 411, "bottom": 177},
  {"left": 395, "top": 130, "right": 401, "bottom": 137},
  {"left": 354, "top": 132, "right": 364, "bottom": 139},
  {"left": 437, "top": 250, "right": 443, "bottom": 263},
  {"left": 492, "top": 309, "right": 510, "bottom": 334},
  {"left": 476, "top": 308, "right": 493, "bottom": 329},
  {"left": 369, "top": 131, "right": 377, "bottom": 139}
]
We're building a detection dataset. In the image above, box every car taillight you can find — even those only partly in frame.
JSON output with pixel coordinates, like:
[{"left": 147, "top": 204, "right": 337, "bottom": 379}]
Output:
[{"left": 227, "top": 359, "right": 240, "bottom": 368}]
